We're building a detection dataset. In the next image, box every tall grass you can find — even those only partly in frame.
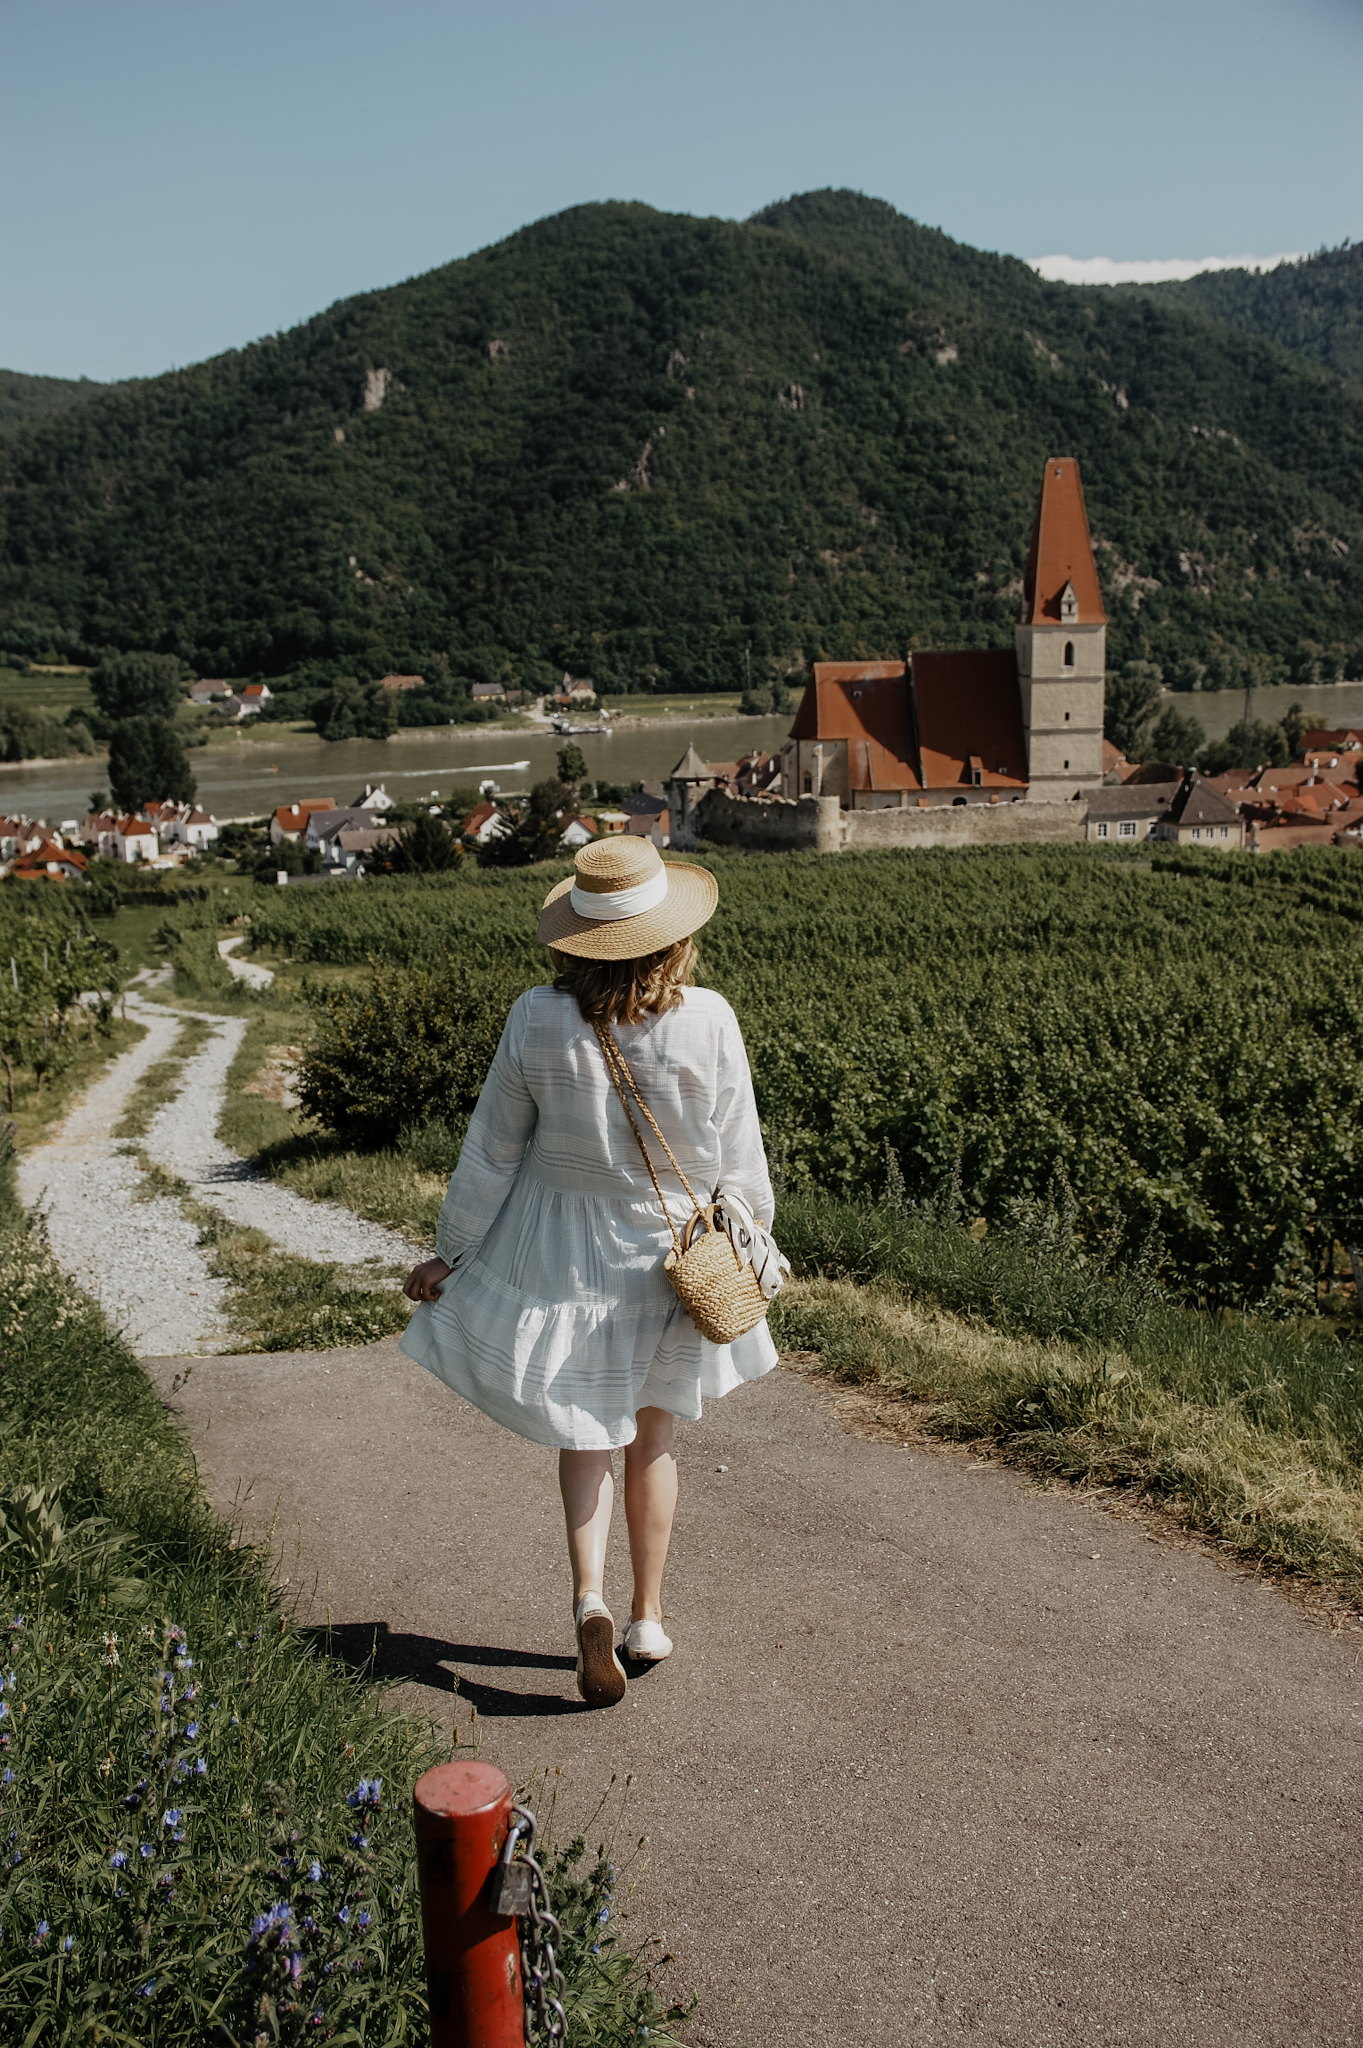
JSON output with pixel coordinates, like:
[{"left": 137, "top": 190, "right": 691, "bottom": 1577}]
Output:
[
  {"left": 0, "top": 1212, "right": 689, "bottom": 2041},
  {"left": 775, "top": 1190, "right": 1363, "bottom": 1595}
]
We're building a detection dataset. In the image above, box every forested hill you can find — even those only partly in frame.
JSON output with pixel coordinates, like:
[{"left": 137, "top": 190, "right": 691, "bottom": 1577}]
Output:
[
  {"left": 0, "top": 190, "right": 1360, "bottom": 692},
  {"left": 0, "top": 368, "right": 111, "bottom": 434},
  {"left": 1138, "top": 242, "right": 1363, "bottom": 388}
]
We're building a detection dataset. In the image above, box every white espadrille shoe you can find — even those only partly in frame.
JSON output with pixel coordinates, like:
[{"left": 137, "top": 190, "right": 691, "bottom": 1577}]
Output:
[
  {"left": 575, "top": 1594, "right": 627, "bottom": 1707},
  {"left": 621, "top": 1616, "right": 673, "bottom": 1663}
]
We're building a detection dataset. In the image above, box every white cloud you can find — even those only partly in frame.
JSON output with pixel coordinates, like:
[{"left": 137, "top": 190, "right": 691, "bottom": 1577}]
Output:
[{"left": 1029, "top": 252, "right": 1305, "bottom": 287}]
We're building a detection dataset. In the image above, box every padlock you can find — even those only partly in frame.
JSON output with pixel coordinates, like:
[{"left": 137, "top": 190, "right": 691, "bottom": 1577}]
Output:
[{"left": 488, "top": 1855, "right": 533, "bottom": 1917}]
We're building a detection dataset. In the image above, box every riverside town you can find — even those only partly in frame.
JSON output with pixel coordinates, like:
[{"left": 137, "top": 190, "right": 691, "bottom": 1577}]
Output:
[{"left": 0, "top": 55, "right": 1360, "bottom": 2046}]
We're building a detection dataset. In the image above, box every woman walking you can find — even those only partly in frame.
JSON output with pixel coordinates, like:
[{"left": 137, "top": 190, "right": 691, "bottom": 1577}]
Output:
[{"left": 401, "top": 837, "right": 779, "bottom": 1707}]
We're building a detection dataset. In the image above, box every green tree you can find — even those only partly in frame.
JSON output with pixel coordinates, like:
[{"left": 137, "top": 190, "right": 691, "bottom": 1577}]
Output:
[
  {"left": 1103, "top": 661, "right": 1164, "bottom": 758},
  {"left": 556, "top": 743, "right": 588, "bottom": 787},
  {"left": 1148, "top": 706, "right": 1206, "bottom": 767},
  {"left": 478, "top": 780, "right": 574, "bottom": 867},
  {"left": 1200, "top": 718, "right": 1290, "bottom": 775},
  {"left": 311, "top": 677, "right": 397, "bottom": 742},
  {"left": 1281, "top": 700, "right": 1309, "bottom": 758},
  {"left": 106, "top": 716, "right": 197, "bottom": 811},
  {"left": 90, "top": 651, "right": 184, "bottom": 723},
  {"left": 377, "top": 813, "right": 463, "bottom": 875}
]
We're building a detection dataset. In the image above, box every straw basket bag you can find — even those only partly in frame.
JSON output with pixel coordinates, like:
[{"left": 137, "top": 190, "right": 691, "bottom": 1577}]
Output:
[{"left": 593, "top": 1021, "right": 782, "bottom": 1346}]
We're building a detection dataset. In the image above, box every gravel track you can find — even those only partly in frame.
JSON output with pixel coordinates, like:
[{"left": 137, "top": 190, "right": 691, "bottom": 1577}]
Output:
[
  {"left": 218, "top": 935, "right": 274, "bottom": 989},
  {"left": 16, "top": 999, "right": 234, "bottom": 1356},
  {"left": 135, "top": 994, "right": 421, "bottom": 1269},
  {"left": 18, "top": 981, "right": 423, "bottom": 1356}
]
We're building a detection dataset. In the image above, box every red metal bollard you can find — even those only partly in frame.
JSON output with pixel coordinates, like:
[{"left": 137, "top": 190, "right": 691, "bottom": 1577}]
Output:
[{"left": 413, "top": 1759, "right": 524, "bottom": 2047}]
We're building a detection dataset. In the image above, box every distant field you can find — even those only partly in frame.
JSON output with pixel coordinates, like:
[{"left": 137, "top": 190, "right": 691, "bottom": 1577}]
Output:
[
  {"left": 605, "top": 692, "right": 744, "bottom": 719},
  {"left": 0, "top": 662, "right": 96, "bottom": 720}
]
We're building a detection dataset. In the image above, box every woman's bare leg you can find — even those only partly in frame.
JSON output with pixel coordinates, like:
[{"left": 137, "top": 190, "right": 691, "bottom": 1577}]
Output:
[
  {"left": 623, "top": 1407, "right": 678, "bottom": 1624},
  {"left": 559, "top": 1449, "right": 615, "bottom": 1614}
]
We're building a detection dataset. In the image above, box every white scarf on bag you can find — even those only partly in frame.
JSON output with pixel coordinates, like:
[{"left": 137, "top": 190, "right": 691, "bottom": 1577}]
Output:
[{"left": 710, "top": 1187, "right": 791, "bottom": 1301}]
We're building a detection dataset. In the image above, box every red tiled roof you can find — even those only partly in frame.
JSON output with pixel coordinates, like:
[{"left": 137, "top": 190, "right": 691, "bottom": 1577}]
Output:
[
  {"left": 789, "top": 663, "right": 922, "bottom": 790},
  {"left": 274, "top": 801, "right": 336, "bottom": 831},
  {"left": 790, "top": 656, "right": 1027, "bottom": 791},
  {"left": 1301, "top": 729, "right": 1363, "bottom": 752},
  {"left": 912, "top": 651, "right": 1028, "bottom": 789},
  {"left": 1020, "top": 457, "right": 1106, "bottom": 626},
  {"left": 242, "top": 683, "right": 268, "bottom": 699}
]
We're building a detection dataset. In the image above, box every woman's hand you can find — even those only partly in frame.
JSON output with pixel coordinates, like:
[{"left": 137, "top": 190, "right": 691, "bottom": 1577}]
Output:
[{"left": 404, "top": 1256, "right": 453, "bottom": 1304}]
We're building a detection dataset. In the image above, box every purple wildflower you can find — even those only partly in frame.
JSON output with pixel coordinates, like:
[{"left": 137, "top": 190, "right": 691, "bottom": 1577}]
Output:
[
  {"left": 139, "top": 1844, "right": 154, "bottom": 1861},
  {"left": 63, "top": 1935, "right": 74, "bottom": 1953},
  {"left": 138, "top": 1979, "right": 156, "bottom": 1997},
  {"left": 34, "top": 1921, "right": 49, "bottom": 1943},
  {"left": 185, "top": 1722, "right": 199, "bottom": 1739},
  {"left": 110, "top": 1850, "right": 128, "bottom": 1869},
  {"left": 309, "top": 1860, "right": 322, "bottom": 1882}
]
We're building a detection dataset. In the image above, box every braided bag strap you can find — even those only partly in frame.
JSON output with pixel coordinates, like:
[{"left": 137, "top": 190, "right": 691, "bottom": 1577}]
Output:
[{"left": 592, "top": 1020, "right": 704, "bottom": 1255}]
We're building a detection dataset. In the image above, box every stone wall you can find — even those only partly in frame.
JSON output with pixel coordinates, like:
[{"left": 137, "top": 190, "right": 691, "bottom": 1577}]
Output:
[{"left": 695, "top": 788, "right": 1088, "bottom": 853}]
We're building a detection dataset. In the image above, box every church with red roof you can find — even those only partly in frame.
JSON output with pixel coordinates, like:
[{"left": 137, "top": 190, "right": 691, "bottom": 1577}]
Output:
[{"left": 782, "top": 458, "right": 1106, "bottom": 808}]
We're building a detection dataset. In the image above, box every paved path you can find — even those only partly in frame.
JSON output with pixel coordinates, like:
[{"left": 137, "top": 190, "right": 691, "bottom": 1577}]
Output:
[{"left": 146, "top": 1337, "right": 1361, "bottom": 2048}]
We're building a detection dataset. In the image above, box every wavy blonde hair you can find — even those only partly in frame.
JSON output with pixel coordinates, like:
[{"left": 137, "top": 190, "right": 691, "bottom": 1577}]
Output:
[{"left": 551, "top": 936, "right": 698, "bottom": 1026}]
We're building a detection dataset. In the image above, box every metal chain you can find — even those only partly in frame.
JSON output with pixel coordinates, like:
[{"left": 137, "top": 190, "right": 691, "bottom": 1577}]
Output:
[{"left": 507, "top": 1804, "right": 568, "bottom": 2043}]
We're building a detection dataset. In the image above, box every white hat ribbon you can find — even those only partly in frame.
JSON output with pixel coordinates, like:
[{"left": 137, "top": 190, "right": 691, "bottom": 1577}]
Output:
[{"left": 569, "top": 867, "right": 670, "bottom": 922}]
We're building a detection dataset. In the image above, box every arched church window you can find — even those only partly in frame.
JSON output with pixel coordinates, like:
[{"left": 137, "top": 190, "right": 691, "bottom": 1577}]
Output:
[{"left": 1063, "top": 641, "right": 1074, "bottom": 668}]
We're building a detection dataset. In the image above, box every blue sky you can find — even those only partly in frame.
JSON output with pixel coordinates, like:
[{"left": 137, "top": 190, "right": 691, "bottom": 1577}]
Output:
[{"left": 2, "top": 0, "right": 1359, "bottom": 382}]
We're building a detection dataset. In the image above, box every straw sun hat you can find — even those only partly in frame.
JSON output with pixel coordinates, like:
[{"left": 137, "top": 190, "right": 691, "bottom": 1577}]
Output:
[{"left": 537, "top": 837, "right": 718, "bottom": 959}]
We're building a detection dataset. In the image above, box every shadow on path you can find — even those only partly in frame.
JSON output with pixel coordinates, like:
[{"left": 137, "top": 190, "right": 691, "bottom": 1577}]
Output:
[
  {"left": 303, "top": 1620, "right": 587, "bottom": 1717},
  {"left": 304, "top": 1619, "right": 666, "bottom": 1717}
]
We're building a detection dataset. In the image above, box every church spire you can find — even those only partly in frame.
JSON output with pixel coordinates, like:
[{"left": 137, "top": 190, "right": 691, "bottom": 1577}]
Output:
[{"left": 1020, "top": 457, "right": 1106, "bottom": 626}]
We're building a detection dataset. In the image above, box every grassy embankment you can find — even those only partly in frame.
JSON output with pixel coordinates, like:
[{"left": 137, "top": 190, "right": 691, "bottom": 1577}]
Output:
[{"left": 0, "top": 1161, "right": 690, "bottom": 2041}]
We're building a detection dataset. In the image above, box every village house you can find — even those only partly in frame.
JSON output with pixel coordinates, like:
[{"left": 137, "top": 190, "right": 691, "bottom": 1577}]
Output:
[
  {"left": 1301, "top": 729, "right": 1363, "bottom": 756},
  {"left": 620, "top": 790, "right": 669, "bottom": 846},
  {"left": 471, "top": 682, "right": 507, "bottom": 702},
  {"left": 552, "top": 675, "right": 597, "bottom": 708},
  {"left": 306, "top": 809, "right": 374, "bottom": 861},
  {"left": 241, "top": 683, "right": 271, "bottom": 708},
  {"left": 460, "top": 802, "right": 503, "bottom": 845},
  {"left": 271, "top": 799, "right": 336, "bottom": 846},
  {"left": 1153, "top": 773, "right": 1246, "bottom": 848},
  {"left": 558, "top": 814, "right": 598, "bottom": 850},
  {"left": 1083, "top": 783, "right": 1180, "bottom": 843},
  {"left": 0, "top": 817, "right": 55, "bottom": 860},
  {"left": 331, "top": 825, "right": 399, "bottom": 872},
  {"left": 112, "top": 816, "right": 158, "bottom": 863},
  {"left": 595, "top": 810, "right": 629, "bottom": 836},
  {"left": 350, "top": 784, "right": 394, "bottom": 812},
  {"left": 11, "top": 841, "right": 87, "bottom": 883},
  {"left": 171, "top": 807, "right": 219, "bottom": 850},
  {"left": 191, "top": 679, "right": 229, "bottom": 706}
]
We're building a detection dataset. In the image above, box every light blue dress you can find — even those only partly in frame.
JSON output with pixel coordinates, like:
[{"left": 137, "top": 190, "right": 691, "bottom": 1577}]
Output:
[{"left": 399, "top": 984, "right": 779, "bottom": 1449}]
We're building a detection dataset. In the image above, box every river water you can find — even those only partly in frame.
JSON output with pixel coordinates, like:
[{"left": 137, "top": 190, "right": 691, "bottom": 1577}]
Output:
[
  {"left": 8, "top": 680, "right": 1363, "bottom": 828},
  {"left": 0, "top": 714, "right": 795, "bottom": 825}
]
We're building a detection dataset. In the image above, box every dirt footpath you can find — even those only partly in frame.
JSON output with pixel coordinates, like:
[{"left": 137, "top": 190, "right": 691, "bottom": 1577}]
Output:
[{"left": 147, "top": 1339, "right": 1361, "bottom": 2048}]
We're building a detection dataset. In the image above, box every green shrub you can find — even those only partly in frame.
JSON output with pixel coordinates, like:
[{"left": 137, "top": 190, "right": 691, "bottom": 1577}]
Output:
[{"left": 297, "top": 961, "right": 523, "bottom": 1146}]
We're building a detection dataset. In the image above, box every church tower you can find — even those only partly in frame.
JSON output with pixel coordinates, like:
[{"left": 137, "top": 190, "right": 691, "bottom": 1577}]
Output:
[{"left": 1016, "top": 457, "right": 1106, "bottom": 799}]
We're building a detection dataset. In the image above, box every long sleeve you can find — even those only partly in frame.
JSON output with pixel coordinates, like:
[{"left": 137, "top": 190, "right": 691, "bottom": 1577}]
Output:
[
  {"left": 711, "top": 1010, "right": 775, "bottom": 1228},
  {"left": 435, "top": 998, "right": 538, "bottom": 1264}
]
